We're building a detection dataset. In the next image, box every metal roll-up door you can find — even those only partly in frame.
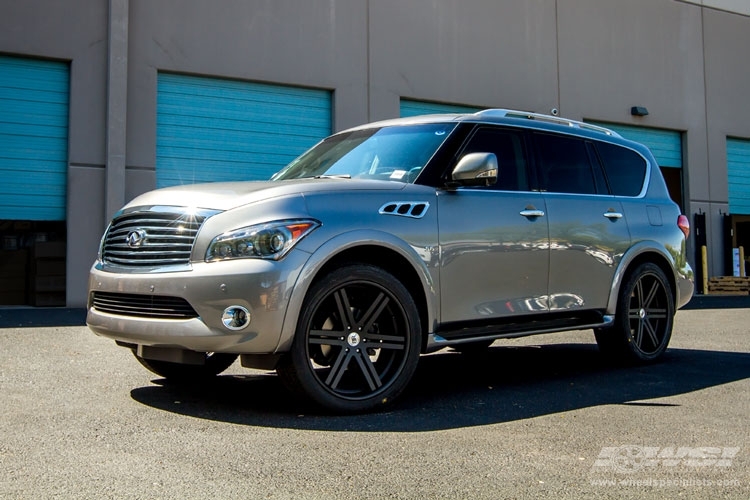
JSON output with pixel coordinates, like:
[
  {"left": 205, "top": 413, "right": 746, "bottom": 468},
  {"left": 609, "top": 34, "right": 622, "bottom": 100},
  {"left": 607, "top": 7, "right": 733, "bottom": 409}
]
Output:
[
  {"left": 728, "top": 137, "right": 750, "bottom": 215},
  {"left": 0, "top": 56, "right": 69, "bottom": 221},
  {"left": 156, "top": 73, "right": 332, "bottom": 188},
  {"left": 400, "top": 99, "right": 481, "bottom": 118}
]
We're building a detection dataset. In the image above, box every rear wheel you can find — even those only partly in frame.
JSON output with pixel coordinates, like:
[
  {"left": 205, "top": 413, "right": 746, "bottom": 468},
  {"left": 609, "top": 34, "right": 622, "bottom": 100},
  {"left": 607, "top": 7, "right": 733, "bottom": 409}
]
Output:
[
  {"left": 277, "top": 264, "right": 421, "bottom": 413},
  {"left": 595, "top": 262, "right": 675, "bottom": 362},
  {"left": 134, "top": 352, "right": 238, "bottom": 381}
]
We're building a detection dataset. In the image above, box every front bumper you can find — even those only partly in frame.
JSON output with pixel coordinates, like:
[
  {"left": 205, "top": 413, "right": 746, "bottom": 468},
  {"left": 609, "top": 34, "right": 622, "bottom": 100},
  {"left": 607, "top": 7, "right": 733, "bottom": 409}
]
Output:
[{"left": 86, "top": 252, "right": 309, "bottom": 354}]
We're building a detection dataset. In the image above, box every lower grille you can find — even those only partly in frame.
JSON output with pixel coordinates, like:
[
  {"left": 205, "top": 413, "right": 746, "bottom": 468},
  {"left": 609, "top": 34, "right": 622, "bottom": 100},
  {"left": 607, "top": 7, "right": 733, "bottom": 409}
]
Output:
[{"left": 91, "top": 292, "right": 198, "bottom": 319}]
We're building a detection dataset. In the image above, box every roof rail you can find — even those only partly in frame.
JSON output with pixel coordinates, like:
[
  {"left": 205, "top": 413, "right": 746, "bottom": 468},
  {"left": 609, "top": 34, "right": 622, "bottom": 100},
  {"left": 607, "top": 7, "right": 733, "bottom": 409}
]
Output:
[{"left": 473, "top": 109, "right": 622, "bottom": 138}]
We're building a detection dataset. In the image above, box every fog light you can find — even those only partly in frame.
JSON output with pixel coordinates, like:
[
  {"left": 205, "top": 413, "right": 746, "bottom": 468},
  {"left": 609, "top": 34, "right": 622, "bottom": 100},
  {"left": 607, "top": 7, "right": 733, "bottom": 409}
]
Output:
[{"left": 222, "top": 306, "right": 251, "bottom": 330}]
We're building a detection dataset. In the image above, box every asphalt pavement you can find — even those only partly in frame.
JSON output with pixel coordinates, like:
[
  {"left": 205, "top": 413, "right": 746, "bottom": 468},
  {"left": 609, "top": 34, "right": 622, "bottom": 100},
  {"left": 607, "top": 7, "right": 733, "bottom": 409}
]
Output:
[{"left": 0, "top": 302, "right": 748, "bottom": 499}]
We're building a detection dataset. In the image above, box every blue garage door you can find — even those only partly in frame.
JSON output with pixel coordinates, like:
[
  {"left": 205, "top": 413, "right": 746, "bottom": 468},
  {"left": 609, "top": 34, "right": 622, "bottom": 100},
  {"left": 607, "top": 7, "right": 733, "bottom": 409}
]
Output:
[
  {"left": 728, "top": 137, "right": 750, "bottom": 215},
  {"left": 400, "top": 99, "right": 482, "bottom": 118},
  {"left": 587, "top": 121, "right": 683, "bottom": 169},
  {"left": 0, "top": 56, "right": 69, "bottom": 220},
  {"left": 156, "top": 73, "right": 332, "bottom": 188}
]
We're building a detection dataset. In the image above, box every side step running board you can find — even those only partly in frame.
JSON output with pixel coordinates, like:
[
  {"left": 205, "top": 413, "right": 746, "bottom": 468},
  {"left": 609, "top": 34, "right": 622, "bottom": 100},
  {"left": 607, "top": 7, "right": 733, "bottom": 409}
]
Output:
[{"left": 425, "top": 315, "right": 614, "bottom": 352}]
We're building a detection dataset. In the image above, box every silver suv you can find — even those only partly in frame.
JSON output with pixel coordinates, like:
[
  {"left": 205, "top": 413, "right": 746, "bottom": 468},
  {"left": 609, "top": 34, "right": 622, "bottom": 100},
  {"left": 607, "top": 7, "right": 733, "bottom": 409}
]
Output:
[{"left": 87, "top": 109, "right": 694, "bottom": 412}]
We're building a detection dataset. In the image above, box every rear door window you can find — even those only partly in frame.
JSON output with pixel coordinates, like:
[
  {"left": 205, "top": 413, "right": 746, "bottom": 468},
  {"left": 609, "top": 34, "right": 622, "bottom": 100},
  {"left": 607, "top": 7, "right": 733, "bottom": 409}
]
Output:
[{"left": 534, "top": 133, "right": 599, "bottom": 195}]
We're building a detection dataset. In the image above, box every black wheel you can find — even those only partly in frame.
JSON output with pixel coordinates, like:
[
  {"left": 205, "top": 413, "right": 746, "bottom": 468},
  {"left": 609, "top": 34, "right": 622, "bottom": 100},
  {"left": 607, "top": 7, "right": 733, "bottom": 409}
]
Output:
[
  {"left": 134, "top": 351, "right": 238, "bottom": 382},
  {"left": 277, "top": 264, "right": 421, "bottom": 413},
  {"left": 595, "top": 262, "right": 675, "bottom": 362}
]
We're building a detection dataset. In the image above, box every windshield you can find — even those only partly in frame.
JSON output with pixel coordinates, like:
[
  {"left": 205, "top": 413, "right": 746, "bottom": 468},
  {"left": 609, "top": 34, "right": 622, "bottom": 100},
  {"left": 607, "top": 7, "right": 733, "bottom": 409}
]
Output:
[{"left": 271, "top": 123, "right": 457, "bottom": 183}]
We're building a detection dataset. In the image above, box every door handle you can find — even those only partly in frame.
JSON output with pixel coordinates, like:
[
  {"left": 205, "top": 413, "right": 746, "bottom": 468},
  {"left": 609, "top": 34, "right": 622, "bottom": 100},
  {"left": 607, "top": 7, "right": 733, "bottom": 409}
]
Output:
[
  {"left": 603, "top": 211, "right": 623, "bottom": 219},
  {"left": 520, "top": 209, "right": 545, "bottom": 218}
]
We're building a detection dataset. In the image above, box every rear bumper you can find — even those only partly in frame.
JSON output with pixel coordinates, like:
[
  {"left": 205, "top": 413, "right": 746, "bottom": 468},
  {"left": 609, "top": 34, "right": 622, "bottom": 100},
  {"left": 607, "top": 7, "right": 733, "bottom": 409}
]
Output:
[{"left": 675, "top": 262, "right": 695, "bottom": 310}]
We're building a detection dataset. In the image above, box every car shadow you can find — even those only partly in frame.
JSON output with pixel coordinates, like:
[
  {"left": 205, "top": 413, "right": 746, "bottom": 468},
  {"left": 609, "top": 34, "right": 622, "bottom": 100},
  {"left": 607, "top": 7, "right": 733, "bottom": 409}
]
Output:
[{"left": 129, "top": 343, "right": 750, "bottom": 432}]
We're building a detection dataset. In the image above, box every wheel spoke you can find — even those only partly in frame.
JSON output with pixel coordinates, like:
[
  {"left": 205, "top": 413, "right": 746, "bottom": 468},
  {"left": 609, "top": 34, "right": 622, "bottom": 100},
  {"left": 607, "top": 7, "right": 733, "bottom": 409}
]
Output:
[
  {"left": 359, "top": 292, "right": 390, "bottom": 334},
  {"left": 334, "top": 288, "right": 358, "bottom": 331},
  {"left": 325, "top": 349, "right": 353, "bottom": 389},
  {"left": 634, "top": 318, "right": 644, "bottom": 347},
  {"left": 642, "top": 278, "right": 660, "bottom": 309},
  {"left": 643, "top": 318, "right": 660, "bottom": 347},
  {"left": 365, "top": 332, "right": 405, "bottom": 342},
  {"left": 646, "top": 309, "right": 668, "bottom": 319},
  {"left": 309, "top": 330, "right": 347, "bottom": 345},
  {"left": 354, "top": 350, "right": 382, "bottom": 391},
  {"left": 361, "top": 339, "right": 406, "bottom": 351},
  {"left": 635, "top": 279, "right": 644, "bottom": 308}
]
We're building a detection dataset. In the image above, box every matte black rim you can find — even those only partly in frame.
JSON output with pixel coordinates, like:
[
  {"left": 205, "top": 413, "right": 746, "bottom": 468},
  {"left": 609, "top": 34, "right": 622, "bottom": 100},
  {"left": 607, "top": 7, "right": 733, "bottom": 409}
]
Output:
[
  {"left": 304, "top": 281, "right": 410, "bottom": 401},
  {"left": 627, "top": 272, "right": 669, "bottom": 355}
]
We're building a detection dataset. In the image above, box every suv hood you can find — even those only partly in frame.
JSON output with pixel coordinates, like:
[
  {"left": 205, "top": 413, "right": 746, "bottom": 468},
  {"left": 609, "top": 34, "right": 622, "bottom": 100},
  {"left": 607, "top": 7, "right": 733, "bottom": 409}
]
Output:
[{"left": 123, "top": 178, "right": 408, "bottom": 212}]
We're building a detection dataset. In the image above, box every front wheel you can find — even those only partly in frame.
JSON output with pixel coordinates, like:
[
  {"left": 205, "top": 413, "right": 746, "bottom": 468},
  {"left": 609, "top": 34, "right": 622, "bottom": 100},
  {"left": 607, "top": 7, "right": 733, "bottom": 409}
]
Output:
[
  {"left": 595, "top": 262, "right": 675, "bottom": 362},
  {"left": 277, "top": 264, "right": 422, "bottom": 413},
  {"left": 134, "top": 351, "right": 238, "bottom": 382}
]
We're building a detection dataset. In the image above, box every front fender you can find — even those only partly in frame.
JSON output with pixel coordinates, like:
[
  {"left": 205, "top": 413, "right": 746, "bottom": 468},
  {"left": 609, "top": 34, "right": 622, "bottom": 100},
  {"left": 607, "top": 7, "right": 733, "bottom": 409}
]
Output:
[{"left": 273, "top": 229, "right": 438, "bottom": 353}]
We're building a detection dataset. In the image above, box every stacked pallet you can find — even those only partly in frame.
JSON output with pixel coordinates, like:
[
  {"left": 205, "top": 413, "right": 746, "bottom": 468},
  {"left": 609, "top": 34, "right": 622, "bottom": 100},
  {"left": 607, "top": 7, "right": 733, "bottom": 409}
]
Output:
[
  {"left": 30, "top": 242, "right": 66, "bottom": 306},
  {"left": 708, "top": 276, "right": 750, "bottom": 295}
]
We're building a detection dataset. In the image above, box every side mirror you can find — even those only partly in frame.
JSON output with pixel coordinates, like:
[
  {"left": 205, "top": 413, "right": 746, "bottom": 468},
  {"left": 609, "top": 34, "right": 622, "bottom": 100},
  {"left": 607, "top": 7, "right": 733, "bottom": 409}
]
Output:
[{"left": 449, "top": 152, "right": 498, "bottom": 187}]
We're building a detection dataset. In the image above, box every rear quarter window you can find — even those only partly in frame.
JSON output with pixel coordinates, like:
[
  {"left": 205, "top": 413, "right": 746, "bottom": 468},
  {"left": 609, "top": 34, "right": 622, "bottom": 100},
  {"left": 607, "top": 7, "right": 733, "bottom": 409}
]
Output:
[{"left": 595, "top": 142, "right": 647, "bottom": 197}]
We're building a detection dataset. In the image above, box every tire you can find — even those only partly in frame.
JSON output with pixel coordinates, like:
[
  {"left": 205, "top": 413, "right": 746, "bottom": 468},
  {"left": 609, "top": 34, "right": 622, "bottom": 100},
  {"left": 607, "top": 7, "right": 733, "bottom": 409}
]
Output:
[
  {"left": 595, "top": 262, "right": 675, "bottom": 362},
  {"left": 134, "top": 351, "right": 238, "bottom": 382},
  {"left": 277, "top": 264, "right": 422, "bottom": 413}
]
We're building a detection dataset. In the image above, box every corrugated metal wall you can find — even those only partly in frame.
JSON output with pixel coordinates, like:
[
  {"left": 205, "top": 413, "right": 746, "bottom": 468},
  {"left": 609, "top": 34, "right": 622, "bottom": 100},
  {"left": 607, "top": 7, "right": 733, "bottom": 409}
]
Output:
[
  {"left": 0, "top": 56, "right": 69, "bottom": 221},
  {"left": 156, "top": 73, "right": 332, "bottom": 188},
  {"left": 587, "top": 121, "right": 682, "bottom": 169},
  {"left": 400, "top": 99, "right": 482, "bottom": 118},
  {"left": 727, "top": 137, "right": 750, "bottom": 215}
]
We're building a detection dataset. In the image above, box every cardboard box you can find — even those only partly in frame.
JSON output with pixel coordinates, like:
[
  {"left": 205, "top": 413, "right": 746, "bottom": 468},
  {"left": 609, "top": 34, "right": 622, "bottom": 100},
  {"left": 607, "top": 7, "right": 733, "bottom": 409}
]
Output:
[
  {"left": 32, "top": 242, "right": 66, "bottom": 259},
  {"left": 0, "top": 250, "right": 29, "bottom": 277},
  {"left": 33, "top": 259, "right": 66, "bottom": 276},
  {"left": 32, "top": 275, "right": 66, "bottom": 293},
  {"left": 0, "top": 290, "right": 27, "bottom": 305},
  {"left": 32, "top": 292, "right": 66, "bottom": 307},
  {"left": 2, "top": 235, "right": 19, "bottom": 250},
  {"left": 0, "top": 275, "right": 27, "bottom": 291}
]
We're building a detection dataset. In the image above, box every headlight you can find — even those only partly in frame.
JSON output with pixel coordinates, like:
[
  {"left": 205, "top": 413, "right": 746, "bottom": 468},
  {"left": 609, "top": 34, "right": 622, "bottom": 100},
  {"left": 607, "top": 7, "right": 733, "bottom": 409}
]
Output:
[{"left": 206, "top": 219, "right": 320, "bottom": 262}]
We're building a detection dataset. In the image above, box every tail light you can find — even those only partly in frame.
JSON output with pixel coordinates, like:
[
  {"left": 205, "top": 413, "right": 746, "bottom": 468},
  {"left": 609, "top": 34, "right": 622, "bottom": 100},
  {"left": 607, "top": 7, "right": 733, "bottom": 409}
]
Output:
[{"left": 677, "top": 215, "right": 690, "bottom": 239}]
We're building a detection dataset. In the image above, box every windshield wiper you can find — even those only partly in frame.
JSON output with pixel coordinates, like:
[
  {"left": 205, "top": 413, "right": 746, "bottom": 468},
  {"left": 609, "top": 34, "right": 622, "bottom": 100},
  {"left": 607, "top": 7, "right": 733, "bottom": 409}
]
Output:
[{"left": 313, "top": 174, "right": 351, "bottom": 179}]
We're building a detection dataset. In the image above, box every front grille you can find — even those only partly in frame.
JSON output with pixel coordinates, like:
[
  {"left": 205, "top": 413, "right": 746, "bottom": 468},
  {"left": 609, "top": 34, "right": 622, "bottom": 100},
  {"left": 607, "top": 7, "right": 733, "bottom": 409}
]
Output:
[
  {"left": 102, "top": 210, "right": 209, "bottom": 268},
  {"left": 91, "top": 292, "right": 199, "bottom": 319}
]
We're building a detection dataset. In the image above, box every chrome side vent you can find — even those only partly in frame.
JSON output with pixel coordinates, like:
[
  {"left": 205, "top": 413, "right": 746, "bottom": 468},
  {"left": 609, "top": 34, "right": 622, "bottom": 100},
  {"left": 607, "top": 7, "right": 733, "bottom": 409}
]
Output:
[{"left": 378, "top": 201, "right": 430, "bottom": 219}]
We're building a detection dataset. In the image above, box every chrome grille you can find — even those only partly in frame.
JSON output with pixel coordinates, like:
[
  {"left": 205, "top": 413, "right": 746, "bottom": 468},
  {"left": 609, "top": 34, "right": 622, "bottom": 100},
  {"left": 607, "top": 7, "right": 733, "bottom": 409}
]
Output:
[
  {"left": 91, "top": 292, "right": 198, "bottom": 319},
  {"left": 102, "top": 210, "right": 208, "bottom": 268}
]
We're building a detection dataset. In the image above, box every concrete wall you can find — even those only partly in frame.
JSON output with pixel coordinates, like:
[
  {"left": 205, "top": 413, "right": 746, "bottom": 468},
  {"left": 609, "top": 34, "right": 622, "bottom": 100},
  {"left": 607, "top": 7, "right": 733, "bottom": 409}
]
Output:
[
  {"left": 367, "top": 0, "right": 559, "bottom": 120},
  {"left": 1, "top": 0, "right": 749, "bottom": 306},
  {"left": 0, "top": 0, "right": 108, "bottom": 306},
  {"left": 557, "top": 0, "right": 710, "bottom": 268},
  {"left": 701, "top": 8, "right": 750, "bottom": 271}
]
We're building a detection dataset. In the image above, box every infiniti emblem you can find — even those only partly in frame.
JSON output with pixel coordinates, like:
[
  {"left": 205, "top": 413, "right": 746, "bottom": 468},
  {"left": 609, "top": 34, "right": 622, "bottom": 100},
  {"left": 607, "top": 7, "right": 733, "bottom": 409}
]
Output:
[{"left": 126, "top": 229, "right": 147, "bottom": 248}]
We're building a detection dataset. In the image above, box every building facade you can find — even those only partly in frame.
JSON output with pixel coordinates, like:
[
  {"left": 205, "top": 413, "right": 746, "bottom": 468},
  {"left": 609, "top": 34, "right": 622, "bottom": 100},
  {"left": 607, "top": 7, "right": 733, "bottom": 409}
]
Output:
[{"left": 1, "top": 0, "right": 749, "bottom": 307}]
